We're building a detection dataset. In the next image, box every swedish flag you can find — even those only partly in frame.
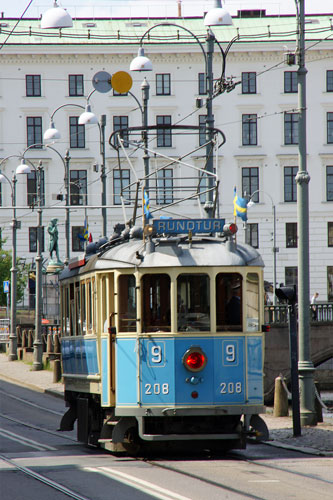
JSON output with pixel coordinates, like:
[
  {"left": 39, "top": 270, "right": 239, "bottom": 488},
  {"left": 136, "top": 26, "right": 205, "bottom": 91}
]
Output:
[
  {"left": 143, "top": 189, "right": 153, "bottom": 219},
  {"left": 233, "top": 187, "right": 248, "bottom": 222}
]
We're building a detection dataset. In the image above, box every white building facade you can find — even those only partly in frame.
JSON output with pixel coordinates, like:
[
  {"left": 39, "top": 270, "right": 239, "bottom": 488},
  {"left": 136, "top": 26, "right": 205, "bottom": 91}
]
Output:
[{"left": 0, "top": 11, "right": 333, "bottom": 307}]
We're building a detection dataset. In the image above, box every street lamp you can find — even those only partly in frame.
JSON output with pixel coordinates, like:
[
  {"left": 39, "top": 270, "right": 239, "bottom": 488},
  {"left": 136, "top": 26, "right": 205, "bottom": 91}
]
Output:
[
  {"left": 15, "top": 157, "right": 44, "bottom": 370},
  {"left": 44, "top": 101, "right": 108, "bottom": 238},
  {"left": 129, "top": 12, "right": 233, "bottom": 218},
  {"left": 41, "top": 1, "right": 73, "bottom": 29},
  {"left": 295, "top": 0, "right": 316, "bottom": 425},
  {"left": 0, "top": 156, "right": 31, "bottom": 361},
  {"left": 248, "top": 190, "right": 277, "bottom": 306}
]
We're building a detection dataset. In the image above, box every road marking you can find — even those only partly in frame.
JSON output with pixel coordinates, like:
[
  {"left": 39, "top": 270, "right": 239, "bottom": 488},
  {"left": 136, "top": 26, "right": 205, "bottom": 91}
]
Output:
[
  {"left": 0, "top": 427, "right": 56, "bottom": 451},
  {"left": 248, "top": 480, "right": 280, "bottom": 483},
  {"left": 85, "top": 466, "right": 193, "bottom": 500}
]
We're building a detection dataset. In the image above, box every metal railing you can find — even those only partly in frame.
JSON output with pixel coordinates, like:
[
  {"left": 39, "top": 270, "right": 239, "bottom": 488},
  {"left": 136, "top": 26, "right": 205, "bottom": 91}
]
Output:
[{"left": 264, "top": 303, "right": 333, "bottom": 326}]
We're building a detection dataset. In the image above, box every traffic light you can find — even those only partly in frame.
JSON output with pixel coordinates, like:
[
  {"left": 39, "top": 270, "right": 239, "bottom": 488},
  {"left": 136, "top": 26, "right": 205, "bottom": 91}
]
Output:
[{"left": 275, "top": 285, "right": 297, "bottom": 305}]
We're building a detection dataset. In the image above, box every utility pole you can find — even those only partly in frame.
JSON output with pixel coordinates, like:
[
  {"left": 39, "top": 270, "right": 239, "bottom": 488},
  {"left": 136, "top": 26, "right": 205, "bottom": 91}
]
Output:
[
  {"left": 296, "top": 0, "right": 317, "bottom": 425},
  {"left": 100, "top": 114, "right": 107, "bottom": 238},
  {"left": 205, "top": 29, "right": 215, "bottom": 219},
  {"left": 8, "top": 175, "right": 18, "bottom": 361},
  {"left": 33, "top": 161, "right": 43, "bottom": 370},
  {"left": 64, "top": 149, "right": 71, "bottom": 265}
]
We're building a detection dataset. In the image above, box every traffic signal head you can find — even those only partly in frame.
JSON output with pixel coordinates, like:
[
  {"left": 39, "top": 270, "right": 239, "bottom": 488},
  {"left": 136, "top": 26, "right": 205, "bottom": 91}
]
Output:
[{"left": 275, "top": 285, "right": 297, "bottom": 305}]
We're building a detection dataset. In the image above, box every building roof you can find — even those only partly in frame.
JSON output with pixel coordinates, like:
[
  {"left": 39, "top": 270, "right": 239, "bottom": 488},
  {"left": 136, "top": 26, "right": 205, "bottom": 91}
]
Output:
[{"left": 0, "top": 15, "right": 332, "bottom": 47}]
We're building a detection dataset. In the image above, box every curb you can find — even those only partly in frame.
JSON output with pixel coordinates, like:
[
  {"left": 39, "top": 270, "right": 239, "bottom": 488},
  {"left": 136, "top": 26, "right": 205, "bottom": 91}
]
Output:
[
  {"left": 0, "top": 374, "right": 64, "bottom": 400},
  {"left": 262, "top": 439, "right": 333, "bottom": 457}
]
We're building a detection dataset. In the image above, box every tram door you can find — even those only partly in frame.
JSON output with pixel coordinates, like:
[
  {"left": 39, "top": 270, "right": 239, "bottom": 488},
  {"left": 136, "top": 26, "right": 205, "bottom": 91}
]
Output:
[{"left": 100, "top": 273, "right": 116, "bottom": 407}]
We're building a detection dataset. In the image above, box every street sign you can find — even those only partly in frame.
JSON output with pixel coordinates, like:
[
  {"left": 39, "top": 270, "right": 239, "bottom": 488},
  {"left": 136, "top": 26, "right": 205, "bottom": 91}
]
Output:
[
  {"left": 3, "top": 281, "right": 9, "bottom": 294},
  {"left": 153, "top": 218, "right": 226, "bottom": 235}
]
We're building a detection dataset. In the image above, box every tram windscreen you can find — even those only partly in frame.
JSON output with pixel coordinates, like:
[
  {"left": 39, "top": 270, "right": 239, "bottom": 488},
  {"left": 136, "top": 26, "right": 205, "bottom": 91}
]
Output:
[
  {"left": 177, "top": 274, "right": 210, "bottom": 332},
  {"left": 245, "top": 273, "right": 259, "bottom": 331},
  {"left": 142, "top": 274, "right": 171, "bottom": 332},
  {"left": 216, "top": 273, "right": 242, "bottom": 331}
]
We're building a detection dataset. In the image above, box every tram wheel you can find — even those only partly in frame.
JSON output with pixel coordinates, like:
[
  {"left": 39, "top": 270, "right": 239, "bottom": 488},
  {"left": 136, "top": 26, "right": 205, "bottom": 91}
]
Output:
[
  {"left": 249, "top": 415, "right": 269, "bottom": 441},
  {"left": 122, "top": 426, "right": 141, "bottom": 455}
]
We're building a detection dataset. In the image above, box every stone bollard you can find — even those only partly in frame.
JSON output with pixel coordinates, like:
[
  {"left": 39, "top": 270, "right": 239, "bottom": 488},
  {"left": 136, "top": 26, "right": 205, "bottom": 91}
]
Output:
[
  {"left": 21, "top": 329, "right": 27, "bottom": 349},
  {"left": 47, "top": 333, "right": 53, "bottom": 355},
  {"left": 54, "top": 333, "right": 60, "bottom": 355},
  {"left": 273, "top": 376, "right": 289, "bottom": 417},
  {"left": 27, "top": 329, "right": 33, "bottom": 349},
  {"left": 314, "top": 382, "right": 323, "bottom": 423},
  {"left": 53, "top": 358, "right": 62, "bottom": 383}
]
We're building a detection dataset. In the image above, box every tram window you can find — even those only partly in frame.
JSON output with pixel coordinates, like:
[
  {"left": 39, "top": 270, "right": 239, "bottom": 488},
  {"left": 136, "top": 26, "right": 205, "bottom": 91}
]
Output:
[
  {"left": 87, "top": 281, "right": 92, "bottom": 331},
  {"left": 177, "top": 274, "right": 210, "bottom": 332},
  {"left": 75, "top": 282, "right": 81, "bottom": 336},
  {"left": 81, "top": 283, "right": 86, "bottom": 335},
  {"left": 216, "top": 273, "right": 242, "bottom": 331},
  {"left": 142, "top": 274, "right": 171, "bottom": 332},
  {"left": 118, "top": 275, "right": 137, "bottom": 332},
  {"left": 246, "top": 273, "right": 259, "bottom": 332},
  {"left": 70, "top": 283, "right": 75, "bottom": 336}
]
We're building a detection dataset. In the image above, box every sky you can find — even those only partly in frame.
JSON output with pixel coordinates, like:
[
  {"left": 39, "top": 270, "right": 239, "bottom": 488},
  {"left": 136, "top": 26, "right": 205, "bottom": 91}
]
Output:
[{"left": 1, "top": 0, "right": 332, "bottom": 18}]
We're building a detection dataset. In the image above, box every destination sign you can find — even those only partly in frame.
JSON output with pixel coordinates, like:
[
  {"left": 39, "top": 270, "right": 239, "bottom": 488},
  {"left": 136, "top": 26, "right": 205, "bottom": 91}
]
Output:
[{"left": 153, "top": 218, "right": 225, "bottom": 234}]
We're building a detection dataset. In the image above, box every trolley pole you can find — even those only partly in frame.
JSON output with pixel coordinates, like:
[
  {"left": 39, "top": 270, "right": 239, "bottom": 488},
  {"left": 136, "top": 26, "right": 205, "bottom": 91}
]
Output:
[
  {"left": 205, "top": 29, "right": 215, "bottom": 219},
  {"left": 64, "top": 149, "right": 71, "bottom": 265},
  {"left": 100, "top": 114, "right": 107, "bottom": 238}
]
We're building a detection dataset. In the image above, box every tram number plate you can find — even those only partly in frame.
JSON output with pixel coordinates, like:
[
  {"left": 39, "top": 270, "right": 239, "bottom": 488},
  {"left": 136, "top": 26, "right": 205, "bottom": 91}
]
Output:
[
  {"left": 145, "top": 383, "right": 169, "bottom": 395},
  {"left": 220, "top": 381, "right": 242, "bottom": 394}
]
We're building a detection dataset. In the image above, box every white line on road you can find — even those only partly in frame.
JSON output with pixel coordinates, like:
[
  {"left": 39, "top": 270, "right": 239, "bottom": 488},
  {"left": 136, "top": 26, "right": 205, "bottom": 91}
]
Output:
[
  {"left": 0, "top": 427, "right": 57, "bottom": 451},
  {"left": 84, "top": 466, "right": 193, "bottom": 500}
]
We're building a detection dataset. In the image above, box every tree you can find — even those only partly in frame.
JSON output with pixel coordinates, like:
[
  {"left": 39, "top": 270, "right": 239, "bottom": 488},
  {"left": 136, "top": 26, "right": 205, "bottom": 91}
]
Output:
[{"left": 0, "top": 239, "right": 30, "bottom": 306}]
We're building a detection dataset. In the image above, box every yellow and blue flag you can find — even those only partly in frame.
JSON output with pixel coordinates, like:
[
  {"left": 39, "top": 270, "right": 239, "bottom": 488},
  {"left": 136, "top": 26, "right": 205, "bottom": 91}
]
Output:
[
  {"left": 143, "top": 189, "right": 153, "bottom": 219},
  {"left": 78, "top": 219, "right": 89, "bottom": 241},
  {"left": 233, "top": 187, "right": 248, "bottom": 222}
]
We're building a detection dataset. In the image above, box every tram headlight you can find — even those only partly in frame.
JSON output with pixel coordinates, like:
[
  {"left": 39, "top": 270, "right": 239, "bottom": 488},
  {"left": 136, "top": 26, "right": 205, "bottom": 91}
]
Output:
[{"left": 182, "top": 347, "right": 207, "bottom": 372}]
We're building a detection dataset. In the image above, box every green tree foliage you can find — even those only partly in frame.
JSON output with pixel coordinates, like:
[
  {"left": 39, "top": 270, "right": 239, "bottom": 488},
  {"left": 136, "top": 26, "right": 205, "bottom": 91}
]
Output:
[{"left": 0, "top": 239, "right": 30, "bottom": 306}]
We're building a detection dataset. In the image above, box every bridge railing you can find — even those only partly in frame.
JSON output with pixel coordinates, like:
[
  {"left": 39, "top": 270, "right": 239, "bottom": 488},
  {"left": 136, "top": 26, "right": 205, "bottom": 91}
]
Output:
[{"left": 264, "top": 303, "right": 333, "bottom": 326}]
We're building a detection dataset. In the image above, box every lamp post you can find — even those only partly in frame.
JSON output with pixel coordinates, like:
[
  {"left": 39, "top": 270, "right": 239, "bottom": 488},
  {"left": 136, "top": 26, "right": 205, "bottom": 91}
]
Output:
[
  {"left": 248, "top": 190, "right": 277, "bottom": 306},
  {"left": 17, "top": 157, "right": 44, "bottom": 370},
  {"left": 0, "top": 159, "right": 21, "bottom": 361},
  {"left": 295, "top": 0, "right": 316, "bottom": 425},
  {"left": 44, "top": 101, "right": 107, "bottom": 238}
]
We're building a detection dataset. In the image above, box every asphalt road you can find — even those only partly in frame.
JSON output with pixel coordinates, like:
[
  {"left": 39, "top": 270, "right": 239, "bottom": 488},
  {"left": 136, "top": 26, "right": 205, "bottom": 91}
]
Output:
[{"left": 0, "top": 380, "right": 332, "bottom": 500}]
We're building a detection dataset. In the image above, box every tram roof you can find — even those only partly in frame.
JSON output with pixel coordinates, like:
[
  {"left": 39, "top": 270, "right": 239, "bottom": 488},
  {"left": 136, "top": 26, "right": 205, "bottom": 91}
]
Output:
[{"left": 60, "top": 237, "right": 264, "bottom": 279}]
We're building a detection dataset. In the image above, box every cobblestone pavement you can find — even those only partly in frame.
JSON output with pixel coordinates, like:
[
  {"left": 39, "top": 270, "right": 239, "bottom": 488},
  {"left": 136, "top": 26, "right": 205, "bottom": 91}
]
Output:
[{"left": 0, "top": 352, "right": 332, "bottom": 456}]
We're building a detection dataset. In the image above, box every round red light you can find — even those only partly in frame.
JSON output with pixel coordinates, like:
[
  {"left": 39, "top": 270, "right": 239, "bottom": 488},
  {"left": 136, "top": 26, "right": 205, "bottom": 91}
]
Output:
[
  {"left": 228, "top": 223, "right": 237, "bottom": 234},
  {"left": 183, "top": 347, "right": 207, "bottom": 372},
  {"left": 186, "top": 352, "right": 205, "bottom": 370},
  {"left": 191, "top": 391, "right": 199, "bottom": 399}
]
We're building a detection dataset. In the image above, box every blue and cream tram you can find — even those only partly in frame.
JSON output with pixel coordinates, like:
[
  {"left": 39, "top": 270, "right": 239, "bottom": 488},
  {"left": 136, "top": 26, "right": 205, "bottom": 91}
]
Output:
[{"left": 59, "top": 218, "right": 268, "bottom": 452}]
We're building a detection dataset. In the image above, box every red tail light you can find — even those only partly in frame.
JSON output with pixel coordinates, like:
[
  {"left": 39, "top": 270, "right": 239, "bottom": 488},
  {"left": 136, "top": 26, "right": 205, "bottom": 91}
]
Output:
[{"left": 183, "top": 347, "right": 207, "bottom": 372}]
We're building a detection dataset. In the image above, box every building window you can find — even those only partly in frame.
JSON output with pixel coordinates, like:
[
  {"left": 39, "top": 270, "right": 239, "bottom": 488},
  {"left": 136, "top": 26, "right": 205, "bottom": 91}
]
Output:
[
  {"left": 27, "top": 117, "right": 42, "bottom": 148},
  {"left": 327, "top": 71, "right": 333, "bottom": 92},
  {"left": 27, "top": 170, "right": 45, "bottom": 207},
  {"left": 69, "top": 74, "right": 84, "bottom": 96},
  {"left": 246, "top": 223, "right": 259, "bottom": 248},
  {"left": 328, "top": 267, "right": 333, "bottom": 300},
  {"left": 242, "top": 114, "right": 257, "bottom": 145},
  {"left": 286, "top": 222, "right": 297, "bottom": 248},
  {"left": 0, "top": 183, "right": 2, "bottom": 207},
  {"left": 72, "top": 226, "right": 85, "bottom": 252},
  {"left": 242, "top": 167, "right": 259, "bottom": 201},
  {"left": 284, "top": 112, "right": 299, "bottom": 145},
  {"left": 198, "top": 73, "right": 206, "bottom": 95},
  {"left": 284, "top": 71, "right": 297, "bottom": 93},
  {"left": 326, "top": 166, "right": 333, "bottom": 201},
  {"left": 113, "top": 169, "right": 130, "bottom": 205},
  {"left": 69, "top": 117, "right": 85, "bottom": 148},
  {"left": 285, "top": 266, "right": 298, "bottom": 286},
  {"left": 26, "top": 75, "right": 41, "bottom": 97},
  {"left": 29, "top": 227, "right": 45, "bottom": 252},
  {"left": 284, "top": 166, "right": 297, "bottom": 202},
  {"left": 327, "top": 113, "right": 333, "bottom": 144},
  {"left": 156, "top": 168, "right": 173, "bottom": 204},
  {"left": 70, "top": 170, "right": 87, "bottom": 205},
  {"left": 199, "top": 115, "right": 206, "bottom": 146},
  {"left": 328, "top": 222, "right": 333, "bottom": 246},
  {"left": 113, "top": 116, "right": 129, "bottom": 147},
  {"left": 157, "top": 115, "right": 172, "bottom": 147},
  {"left": 241, "top": 72, "right": 256, "bottom": 94},
  {"left": 156, "top": 74, "right": 171, "bottom": 95}
]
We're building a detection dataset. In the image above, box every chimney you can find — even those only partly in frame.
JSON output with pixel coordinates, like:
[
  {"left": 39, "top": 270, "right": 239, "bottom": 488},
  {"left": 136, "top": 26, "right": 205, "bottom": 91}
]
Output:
[{"left": 177, "top": 0, "right": 182, "bottom": 18}]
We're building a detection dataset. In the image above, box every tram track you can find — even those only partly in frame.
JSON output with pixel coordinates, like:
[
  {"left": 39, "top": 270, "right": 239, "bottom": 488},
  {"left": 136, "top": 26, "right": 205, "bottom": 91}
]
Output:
[{"left": 0, "top": 453, "right": 92, "bottom": 500}]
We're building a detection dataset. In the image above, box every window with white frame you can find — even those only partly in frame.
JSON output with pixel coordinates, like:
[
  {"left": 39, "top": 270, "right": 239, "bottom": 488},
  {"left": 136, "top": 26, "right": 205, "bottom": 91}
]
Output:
[
  {"left": 69, "top": 74, "right": 84, "bottom": 96},
  {"left": 27, "top": 117, "right": 43, "bottom": 147},
  {"left": 113, "top": 169, "right": 130, "bottom": 205},
  {"left": 284, "top": 71, "right": 297, "bottom": 93},
  {"left": 242, "top": 114, "right": 257, "bottom": 145},
  {"left": 26, "top": 75, "right": 41, "bottom": 97},
  {"left": 241, "top": 72, "right": 256, "bottom": 94},
  {"left": 284, "top": 166, "right": 297, "bottom": 202},
  {"left": 69, "top": 117, "right": 85, "bottom": 148},
  {"left": 156, "top": 168, "right": 173, "bottom": 204},
  {"left": 156, "top": 73, "right": 171, "bottom": 95},
  {"left": 246, "top": 223, "right": 259, "bottom": 248},
  {"left": 284, "top": 112, "right": 299, "bottom": 145}
]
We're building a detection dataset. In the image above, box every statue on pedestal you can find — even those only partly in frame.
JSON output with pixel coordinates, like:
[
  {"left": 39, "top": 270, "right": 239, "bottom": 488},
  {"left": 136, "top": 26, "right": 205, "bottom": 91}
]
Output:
[{"left": 47, "top": 218, "right": 63, "bottom": 272}]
